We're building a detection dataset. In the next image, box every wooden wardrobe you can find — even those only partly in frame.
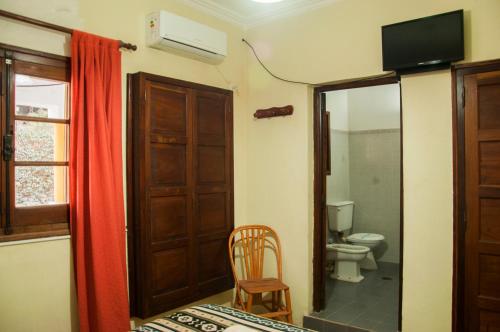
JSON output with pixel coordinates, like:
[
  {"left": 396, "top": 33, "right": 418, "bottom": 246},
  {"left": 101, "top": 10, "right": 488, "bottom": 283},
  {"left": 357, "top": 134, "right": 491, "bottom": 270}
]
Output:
[{"left": 127, "top": 72, "right": 234, "bottom": 318}]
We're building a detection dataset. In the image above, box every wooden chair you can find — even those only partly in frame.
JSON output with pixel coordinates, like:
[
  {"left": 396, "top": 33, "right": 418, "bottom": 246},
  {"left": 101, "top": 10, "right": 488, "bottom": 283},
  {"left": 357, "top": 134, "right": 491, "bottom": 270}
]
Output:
[{"left": 228, "top": 225, "right": 293, "bottom": 323}]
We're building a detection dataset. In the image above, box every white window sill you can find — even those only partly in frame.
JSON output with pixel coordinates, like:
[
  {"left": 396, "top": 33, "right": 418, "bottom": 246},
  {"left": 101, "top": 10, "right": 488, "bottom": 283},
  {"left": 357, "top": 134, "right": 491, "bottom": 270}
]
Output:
[{"left": 0, "top": 235, "right": 71, "bottom": 247}]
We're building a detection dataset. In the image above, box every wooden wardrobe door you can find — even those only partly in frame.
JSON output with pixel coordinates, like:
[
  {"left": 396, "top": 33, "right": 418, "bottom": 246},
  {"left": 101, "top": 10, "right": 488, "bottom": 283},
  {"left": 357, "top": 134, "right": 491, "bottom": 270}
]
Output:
[
  {"left": 143, "top": 80, "right": 194, "bottom": 315},
  {"left": 129, "top": 72, "right": 234, "bottom": 318},
  {"left": 464, "top": 71, "right": 500, "bottom": 332},
  {"left": 193, "top": 90, "right": 233, "bottom": 294}
]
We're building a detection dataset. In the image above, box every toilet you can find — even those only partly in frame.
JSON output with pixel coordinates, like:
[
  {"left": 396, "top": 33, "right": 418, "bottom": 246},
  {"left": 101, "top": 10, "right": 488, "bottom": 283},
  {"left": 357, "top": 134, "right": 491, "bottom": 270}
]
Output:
[
  {"left": 326, "top": 201, "right": 385, "bottom": 282},
  {"left": 347, "top": 232, "right": 385, "bottom": 270},
  {"left": 326, "top": 201, "right": 369, "bottom": 282}
]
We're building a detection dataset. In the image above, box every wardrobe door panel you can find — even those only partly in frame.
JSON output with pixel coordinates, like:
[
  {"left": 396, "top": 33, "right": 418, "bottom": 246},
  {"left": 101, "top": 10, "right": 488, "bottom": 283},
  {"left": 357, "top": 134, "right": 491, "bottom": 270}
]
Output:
[
  {"left": 152, "top": 247, "right": 190, "bottom": 294},
  {"left": 145, "top": 78, "right": 194, "bottom": 317},
  {"left": 198, "top": 146, "right": 226, "bottom": 183},
  {"left": 198, "top": 96, "right": 226, "bottom": 136},
  {"left": 150, "top": 144, "right": 187, "bottom": 185},
  {"left": 198, "top": 193, "right": 226, "bottom": 234},
  {"left": 198, "top": 239, "right": 229, "bottom": 286},
  {"left": 150, "top": 84, "right": 187, "bottom": 135},
  {"left": 193, "top": 90, "right": 233, "bottom": 293},
  {"left": 150, "top": 246, "right": 191, "bottom": 311},
  {"left": 150, "top": 195, "right": 188, "bottom": 243}
]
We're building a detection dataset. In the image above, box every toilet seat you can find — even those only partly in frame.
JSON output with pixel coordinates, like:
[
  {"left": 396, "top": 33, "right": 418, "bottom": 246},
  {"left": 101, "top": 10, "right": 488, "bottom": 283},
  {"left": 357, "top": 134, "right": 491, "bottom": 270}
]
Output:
[
  {"left": 326, "top": 243, "right": 370, "bottom": 254},
  {"left": 347, "top": 233, "right": 384, "bottom": 245}
]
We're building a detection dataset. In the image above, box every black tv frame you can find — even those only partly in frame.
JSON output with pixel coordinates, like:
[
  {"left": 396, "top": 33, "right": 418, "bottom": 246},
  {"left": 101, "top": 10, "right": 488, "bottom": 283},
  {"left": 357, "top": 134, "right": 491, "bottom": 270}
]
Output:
[{"left": 382, "top": 10, "right": 464, "bottom": 75}]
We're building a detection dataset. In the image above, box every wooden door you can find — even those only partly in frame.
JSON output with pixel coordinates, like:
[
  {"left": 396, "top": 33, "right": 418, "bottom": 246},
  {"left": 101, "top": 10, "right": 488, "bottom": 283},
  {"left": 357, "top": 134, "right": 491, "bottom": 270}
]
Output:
[
  {"left": 193, "top": 90, "right": 233, "bottom": 297},
  {"left": 144, "top": 79, "right": 194, "bottom": 315},
  {"left": 464, "top": 70, "right": 500, "bottom": 331},
  {"left": 129, "top": 73, "right": 234, "bottom": 318}
]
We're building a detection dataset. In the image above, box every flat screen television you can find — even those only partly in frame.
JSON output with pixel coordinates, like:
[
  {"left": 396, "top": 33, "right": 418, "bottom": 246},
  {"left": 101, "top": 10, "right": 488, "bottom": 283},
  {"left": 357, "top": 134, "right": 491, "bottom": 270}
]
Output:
[{"left": 382, "top": 10, "right": 464, "bottom": 73}]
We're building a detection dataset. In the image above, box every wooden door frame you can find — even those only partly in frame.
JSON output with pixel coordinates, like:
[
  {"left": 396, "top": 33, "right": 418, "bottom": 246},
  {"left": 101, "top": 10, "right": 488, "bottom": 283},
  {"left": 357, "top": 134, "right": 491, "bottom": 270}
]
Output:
[
  {"left": 451, "top": 58, "right": 500, "bottom": 332},
  {"left": 312, "top": 76, "right": 403, "bottom": 326}
]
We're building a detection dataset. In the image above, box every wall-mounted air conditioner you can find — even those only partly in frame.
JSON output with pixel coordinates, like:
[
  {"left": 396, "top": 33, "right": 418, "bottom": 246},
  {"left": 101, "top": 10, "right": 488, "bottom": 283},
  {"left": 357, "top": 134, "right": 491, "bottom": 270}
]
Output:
[{"left": 146, "top": 11, "right": 227, "bottom": 64}]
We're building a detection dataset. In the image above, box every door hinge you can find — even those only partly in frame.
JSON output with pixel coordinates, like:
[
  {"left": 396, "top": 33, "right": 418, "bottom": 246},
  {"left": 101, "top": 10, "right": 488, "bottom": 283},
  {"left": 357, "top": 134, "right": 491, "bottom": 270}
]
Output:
[
  {"left": 0, "top": 59, "right": 11, "bottom": 96},
  {"left": 461, "top": 88, "right": 465, "bottom": 106},
  {"left": 3, "top": 135, "right": 13, "bottom": 161}
]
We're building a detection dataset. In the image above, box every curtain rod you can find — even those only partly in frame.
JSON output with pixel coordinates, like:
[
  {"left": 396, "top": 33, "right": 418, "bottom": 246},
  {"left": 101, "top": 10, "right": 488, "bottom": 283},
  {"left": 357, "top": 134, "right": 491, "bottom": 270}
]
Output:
[{"left": 0, "top": 9, "right": 137, "bottom": 51}]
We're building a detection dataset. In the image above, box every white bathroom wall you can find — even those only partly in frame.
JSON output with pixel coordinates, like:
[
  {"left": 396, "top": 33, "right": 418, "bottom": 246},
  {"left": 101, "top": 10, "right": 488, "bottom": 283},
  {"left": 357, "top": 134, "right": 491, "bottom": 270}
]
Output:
[
  {"left": 325, "top": 85, "right": 401, "bottom": 263},
  {"left": 347, "top": 84, "right": 400, "bottom": 263},
  {"left": 347, "top": 84, "right": 401, "bottom": 131},
  {"left": 325, "top": 91, "right": 350, "bottom": 207},
  {"left": 326, "top": 90, "right": 349, "bottom": 131},
  {"left": 349, "top": 129, "right": 401, "bottom": 263}
]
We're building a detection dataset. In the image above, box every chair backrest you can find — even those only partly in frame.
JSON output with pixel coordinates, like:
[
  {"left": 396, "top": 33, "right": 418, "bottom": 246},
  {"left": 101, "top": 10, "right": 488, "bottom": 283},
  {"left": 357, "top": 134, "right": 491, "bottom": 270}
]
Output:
[{"left": 228, "top": 225, "right": 283, "bottom": 282}]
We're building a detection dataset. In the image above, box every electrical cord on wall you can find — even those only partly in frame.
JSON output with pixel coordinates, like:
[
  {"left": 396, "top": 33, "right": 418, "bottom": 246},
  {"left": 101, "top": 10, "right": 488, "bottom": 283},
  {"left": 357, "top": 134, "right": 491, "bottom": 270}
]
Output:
[
  {"left": 214, "top": 65, "right": 239, "bottom": 95},
  {"left": 242, "top": 38, "right": 397, "bottom": 86},
  {"left": 242, "top": 38, "right": 315, "bottom": 85}
]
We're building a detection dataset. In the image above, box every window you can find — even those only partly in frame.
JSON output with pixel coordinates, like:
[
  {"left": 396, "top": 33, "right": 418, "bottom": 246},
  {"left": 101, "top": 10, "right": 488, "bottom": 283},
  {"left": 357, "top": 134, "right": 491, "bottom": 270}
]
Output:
[{"left": 0, "top": 45, "right": 70, "bottom": 241}]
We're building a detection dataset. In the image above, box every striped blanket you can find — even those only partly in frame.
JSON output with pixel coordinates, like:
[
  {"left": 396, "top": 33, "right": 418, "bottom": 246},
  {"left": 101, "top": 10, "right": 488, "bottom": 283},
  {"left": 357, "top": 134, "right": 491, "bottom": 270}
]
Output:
[{"left": 133, "top": 304, "right": 312, "bottom": 332}]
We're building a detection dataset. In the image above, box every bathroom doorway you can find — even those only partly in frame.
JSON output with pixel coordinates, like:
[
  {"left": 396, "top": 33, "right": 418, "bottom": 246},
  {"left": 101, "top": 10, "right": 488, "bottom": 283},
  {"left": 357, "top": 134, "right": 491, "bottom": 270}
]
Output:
[{"left": 310, "top": 76, "right": 403, "bottom": 332}]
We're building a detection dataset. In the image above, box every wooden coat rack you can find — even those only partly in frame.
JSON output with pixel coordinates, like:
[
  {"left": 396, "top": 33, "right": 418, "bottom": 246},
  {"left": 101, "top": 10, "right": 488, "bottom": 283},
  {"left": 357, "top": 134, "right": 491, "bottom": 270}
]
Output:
[{"left": 254, "top": 105, "right": 293, "bottom": 119}]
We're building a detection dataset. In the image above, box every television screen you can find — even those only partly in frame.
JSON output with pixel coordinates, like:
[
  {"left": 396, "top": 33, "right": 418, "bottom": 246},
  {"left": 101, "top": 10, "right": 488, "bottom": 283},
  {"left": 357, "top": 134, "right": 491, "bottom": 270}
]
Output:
[{"left": 382, "top": 10, "right": 464, "bottom": 72}]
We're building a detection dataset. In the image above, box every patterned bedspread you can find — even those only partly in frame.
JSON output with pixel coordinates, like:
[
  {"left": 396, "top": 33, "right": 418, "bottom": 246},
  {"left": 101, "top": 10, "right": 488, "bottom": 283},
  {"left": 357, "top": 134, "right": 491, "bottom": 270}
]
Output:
[{"left": 133, "top": 304, "right": 312, "bottom": 332}]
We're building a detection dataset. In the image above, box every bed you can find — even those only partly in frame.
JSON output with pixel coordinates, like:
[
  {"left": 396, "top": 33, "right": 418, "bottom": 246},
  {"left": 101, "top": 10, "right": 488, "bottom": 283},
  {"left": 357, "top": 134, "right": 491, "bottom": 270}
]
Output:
[{"left": 132, "top": 304, "right": 313, "bottom": 332}]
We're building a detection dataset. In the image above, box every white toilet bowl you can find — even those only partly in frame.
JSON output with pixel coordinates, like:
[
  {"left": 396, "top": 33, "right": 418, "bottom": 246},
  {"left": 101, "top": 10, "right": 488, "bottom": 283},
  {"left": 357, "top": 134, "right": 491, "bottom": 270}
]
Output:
[
  {"left": 326, "top": 243, "right": 370, "bottom": 283},
  {"left": 347, "top": 233, "right": 385, "bottom": 270}
]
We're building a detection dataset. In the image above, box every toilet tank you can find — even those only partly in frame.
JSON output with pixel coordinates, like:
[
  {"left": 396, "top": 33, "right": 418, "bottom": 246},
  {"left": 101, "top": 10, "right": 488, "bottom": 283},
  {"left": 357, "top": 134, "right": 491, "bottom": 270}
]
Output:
[{"left": 327, "top": 201, "right": 354, "bottom": 232}]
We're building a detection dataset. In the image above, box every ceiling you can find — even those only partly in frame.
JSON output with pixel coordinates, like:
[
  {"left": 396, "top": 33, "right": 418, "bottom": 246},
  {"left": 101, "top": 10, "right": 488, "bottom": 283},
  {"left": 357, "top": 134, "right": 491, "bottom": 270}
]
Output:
[{"left": 176, "top": 0, "right": 338, "bottom": 28}]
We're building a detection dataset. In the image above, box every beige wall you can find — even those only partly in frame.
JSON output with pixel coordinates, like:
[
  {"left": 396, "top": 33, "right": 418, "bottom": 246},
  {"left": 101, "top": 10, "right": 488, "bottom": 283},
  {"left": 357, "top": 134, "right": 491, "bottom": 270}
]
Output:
[
  {"left": 0, "top": 0, "right": 247, "bottom": 331},
  {"left": 246, "top": 78, "right": 313, "bottom": 322},
  {"left": 1, "top": 0, "right": 500, "bottom": 331},
  {"left": 0, "top": 238, "right": 79, "bottom": 331},
  {"left": 244, "top": 0, "right": 500, "bottom": 331},
  {"left": 401, "top": 70, "right": 453, "bottom": 332}
]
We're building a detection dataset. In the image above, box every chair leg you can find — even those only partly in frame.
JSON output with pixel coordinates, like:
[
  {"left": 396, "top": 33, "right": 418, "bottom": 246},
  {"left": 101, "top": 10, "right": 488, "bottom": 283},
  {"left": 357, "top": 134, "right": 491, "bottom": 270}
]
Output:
[
  {"left": 246, "top": 294, "right": 253, "bottom": 313},
  {"left": 284, "top": 289, "right": 293, "bottom": 324},
  {"left": 235, "top": 286, "right": 244, "bottom": 309},
  {"left": 272, "top": 291, "right": 277, "bottom": 311}
]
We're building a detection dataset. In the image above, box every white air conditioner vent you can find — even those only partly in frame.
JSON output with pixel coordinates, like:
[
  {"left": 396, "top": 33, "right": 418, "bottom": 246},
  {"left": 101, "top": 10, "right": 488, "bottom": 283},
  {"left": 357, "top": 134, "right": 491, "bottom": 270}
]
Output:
[{"left": 146, "top": 11, "right": 227, "bottom": 64}]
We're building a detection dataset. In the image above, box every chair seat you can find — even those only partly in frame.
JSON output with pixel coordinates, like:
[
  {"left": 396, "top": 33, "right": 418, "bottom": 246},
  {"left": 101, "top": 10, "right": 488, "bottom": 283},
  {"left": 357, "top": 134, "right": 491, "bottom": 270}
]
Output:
[{"left": 239, "top": 278, "right": 289, "bottom": 294}]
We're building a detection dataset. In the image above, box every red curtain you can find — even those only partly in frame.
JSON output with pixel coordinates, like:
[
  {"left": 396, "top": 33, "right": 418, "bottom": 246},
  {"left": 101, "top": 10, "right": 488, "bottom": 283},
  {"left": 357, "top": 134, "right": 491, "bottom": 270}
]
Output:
[{"left": 70, "top": 30, "right": 130, "bottom": 332}]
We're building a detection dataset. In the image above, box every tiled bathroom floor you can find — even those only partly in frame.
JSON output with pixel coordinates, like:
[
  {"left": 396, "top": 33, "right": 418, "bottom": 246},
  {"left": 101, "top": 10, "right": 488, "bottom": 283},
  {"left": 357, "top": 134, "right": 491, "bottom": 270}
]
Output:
[{"left": 312, "top": 262, "right": 400, "bottom": 332}]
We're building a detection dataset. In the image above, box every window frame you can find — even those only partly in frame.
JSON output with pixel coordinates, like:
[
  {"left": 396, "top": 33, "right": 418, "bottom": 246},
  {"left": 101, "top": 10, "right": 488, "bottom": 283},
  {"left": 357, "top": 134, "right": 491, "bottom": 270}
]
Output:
[{"left": 0, "top": 43, "right": 70, "bottom": 242}]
